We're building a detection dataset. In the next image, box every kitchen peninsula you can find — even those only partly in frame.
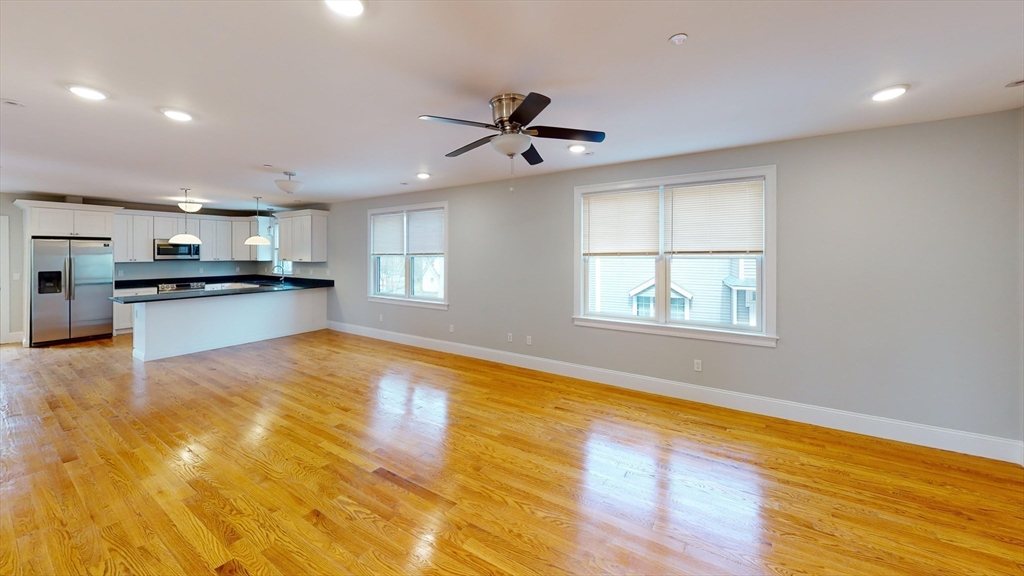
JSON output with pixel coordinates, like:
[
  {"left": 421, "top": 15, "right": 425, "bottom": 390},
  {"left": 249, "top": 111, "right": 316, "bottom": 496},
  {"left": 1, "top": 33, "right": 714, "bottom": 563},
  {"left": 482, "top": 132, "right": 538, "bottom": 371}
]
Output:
[{"left": 110, "top": 275, "right": 333, "bottom": 361}]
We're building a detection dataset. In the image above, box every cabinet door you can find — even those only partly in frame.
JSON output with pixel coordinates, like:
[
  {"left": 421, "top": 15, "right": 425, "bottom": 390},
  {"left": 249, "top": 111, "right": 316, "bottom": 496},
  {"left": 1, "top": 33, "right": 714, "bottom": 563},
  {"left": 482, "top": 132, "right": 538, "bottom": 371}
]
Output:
[
  {"left": 113, "top": 214, "right": 132, "bottom": 262},
  {"left": 231, "top": 221, "right": 253, "bottom": 261},
  {"left": 199, "top": 219, "right": 217, "bottom": 261},
  {"left": 278, "top": 217, "right": 294, "bottom": 261},
  {"left": 153, "top": 216, "right": 180, "bottom": 239},
  {"left": 216, "top": 221, "right": 232, "bottom": 261},
  {"left": 32, "top": 208, "right": 76, "bottom": 236},
  {"left": 252, "top": 221, "right": 272, "bottom": 261},
  {"left": 113, "top": 302, "right": 133, "bottom": 331},
  {"left": 74, "top": 211, "right": 113, "bottom": 237},
  {"left": 131, "top": 216, "right": 154, "bottom": 262},
  {"left": 184, "top": 218, "right": 200, "bottom": 236},
  {"left": 292, "top": 215, "right": 312, "bottom": 262}
]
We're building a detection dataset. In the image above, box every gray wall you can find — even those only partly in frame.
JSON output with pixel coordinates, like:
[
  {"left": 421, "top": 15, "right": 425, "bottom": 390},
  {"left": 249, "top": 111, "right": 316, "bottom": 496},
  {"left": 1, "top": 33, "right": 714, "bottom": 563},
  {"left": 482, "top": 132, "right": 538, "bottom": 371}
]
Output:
[{"left": 326, "top": 108, "right": 1024, "bottom": 441}]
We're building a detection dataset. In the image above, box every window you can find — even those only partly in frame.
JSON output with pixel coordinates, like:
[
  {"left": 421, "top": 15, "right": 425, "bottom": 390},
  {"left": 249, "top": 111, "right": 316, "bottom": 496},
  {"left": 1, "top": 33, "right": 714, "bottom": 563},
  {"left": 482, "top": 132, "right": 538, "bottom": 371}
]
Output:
[
  {"left": 270, "top": 218, "right": 292, "bottom": 275},
  {"left": 368, "top": 202, "right": 448, "bottom": 309},
  {"left": 574, "top": 166, "right": 776, "bottom": 347}
]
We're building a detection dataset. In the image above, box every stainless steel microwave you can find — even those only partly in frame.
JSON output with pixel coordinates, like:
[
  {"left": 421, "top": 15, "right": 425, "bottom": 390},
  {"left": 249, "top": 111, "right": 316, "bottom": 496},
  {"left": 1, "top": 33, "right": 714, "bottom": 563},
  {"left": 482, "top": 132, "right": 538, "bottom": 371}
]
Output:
[{"left": 154, "top": 239, "right": 200, "bottom": 260}]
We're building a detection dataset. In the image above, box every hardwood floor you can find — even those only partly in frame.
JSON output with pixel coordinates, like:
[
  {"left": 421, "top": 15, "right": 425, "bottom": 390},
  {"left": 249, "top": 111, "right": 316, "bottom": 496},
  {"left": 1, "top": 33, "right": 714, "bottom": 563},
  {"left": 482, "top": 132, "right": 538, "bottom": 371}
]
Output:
[{"left": 1, "top": 331, "right": 1021, "bottom": 575}]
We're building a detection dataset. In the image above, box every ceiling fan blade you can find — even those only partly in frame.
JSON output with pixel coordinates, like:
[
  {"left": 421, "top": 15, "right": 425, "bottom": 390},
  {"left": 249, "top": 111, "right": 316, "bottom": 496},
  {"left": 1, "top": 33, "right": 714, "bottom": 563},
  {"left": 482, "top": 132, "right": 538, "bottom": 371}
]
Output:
[
  {"left": 521, "top": 144, "right": 543, "bottom": 165},
  {"left": 508, "top": 92, "right": 551, "bottom": 127},
  {"left": 529, "top": 126, "right": 606, "bottom": 143},
  {"left": 419, "top": 115, "right": 500, "bottom": 131},
  {"left": 445, "top": 135, "right": 496, "bottom": 157}
]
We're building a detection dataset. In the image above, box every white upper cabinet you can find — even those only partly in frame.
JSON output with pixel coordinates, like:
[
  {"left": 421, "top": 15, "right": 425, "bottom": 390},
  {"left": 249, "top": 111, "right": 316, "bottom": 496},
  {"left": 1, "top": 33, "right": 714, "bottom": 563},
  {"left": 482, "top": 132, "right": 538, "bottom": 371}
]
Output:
[
  {"left": 277, "top": 210, "right": 327, "bottom": 262},
  {"left": 17, "top": 202, "right": 119, "bottom": 238},
  {"left": 199, "top": 218, "right": 232, "bottom": 261},
  {"left": 231, "top": 221, "right": 253, "bottom": 261},
  {"left": 153, "top": 215, "right": 181, "bottom": 239},
  {"left": 114, "top": 214, "right": 154, "bottom": 263}
]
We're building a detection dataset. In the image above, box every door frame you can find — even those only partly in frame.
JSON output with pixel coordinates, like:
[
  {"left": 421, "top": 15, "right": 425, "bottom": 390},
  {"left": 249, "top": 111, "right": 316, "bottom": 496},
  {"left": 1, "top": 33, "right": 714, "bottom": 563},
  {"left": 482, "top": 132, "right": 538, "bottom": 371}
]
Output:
[{"left": 1, "top": 215, "right": 11, "bottom": 343}]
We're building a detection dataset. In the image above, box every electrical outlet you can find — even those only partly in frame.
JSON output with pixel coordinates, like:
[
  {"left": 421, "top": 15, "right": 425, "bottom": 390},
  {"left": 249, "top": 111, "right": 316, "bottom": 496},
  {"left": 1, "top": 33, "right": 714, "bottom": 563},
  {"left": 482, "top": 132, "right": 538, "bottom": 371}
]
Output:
[
  {"left": 379, "top": 314, "right": 383, "bottom": 322},
  {"left": 12, "top": 272, "right": 20, "bottom": 281},
  {"left": 526, "top": 335, "right": 532, "bottom": 345},
  {"left": 235, "top": 266, "right": 239, "bottom": 272},
  {"left": 199, "top": 267, "right": 204, "bottom": 273},
  {"left": 694, "top": 359, "right": 702, "bottom": 372},
  {"left": 507, "top": 333, "right": 513, "bottom": 343},
  {"left": 326, "top": 270, "right": 330, "bottom": 276},
  {"left": 117, "top": 270, "right": 123, "bottom": 277},
  {"left": 309, "top": 269, "right": 314, "bottom": 275},
  {"left": 449, "top": 324, "right": 454, "bottom": 333}
]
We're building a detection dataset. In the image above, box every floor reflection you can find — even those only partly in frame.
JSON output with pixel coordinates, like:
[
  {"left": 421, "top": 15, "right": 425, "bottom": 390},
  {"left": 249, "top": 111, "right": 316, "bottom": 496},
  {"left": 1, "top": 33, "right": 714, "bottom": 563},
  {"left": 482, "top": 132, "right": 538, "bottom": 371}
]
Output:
[
  {"left": 370, "top": 373, "right": 449, "bottom": 462},
  {"left": 581, "top": 423, "right": 766, "bottom": 568}
]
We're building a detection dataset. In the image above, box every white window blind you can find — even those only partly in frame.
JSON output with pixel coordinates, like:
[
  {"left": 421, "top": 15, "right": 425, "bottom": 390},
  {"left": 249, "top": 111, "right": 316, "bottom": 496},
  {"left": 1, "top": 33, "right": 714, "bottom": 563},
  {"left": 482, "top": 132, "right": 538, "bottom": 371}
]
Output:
[
  {"left": 407, "top": 209, "right": 445, "bottom": 255},
  {"left": 666, "top": 179, "right": 763, "bottom": 254},
  {"left": 582, "top": 188, "right": 660, "bottom": 255},
  {"left": 371, "top": 212, "right": 405, "bottom": 255}
]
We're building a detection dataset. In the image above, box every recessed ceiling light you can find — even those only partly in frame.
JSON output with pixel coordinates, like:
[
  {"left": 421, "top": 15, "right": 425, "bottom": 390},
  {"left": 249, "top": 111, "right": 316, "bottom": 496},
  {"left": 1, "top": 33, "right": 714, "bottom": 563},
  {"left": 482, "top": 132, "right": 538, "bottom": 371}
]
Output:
[
  {"left": 161, "top": 109, "right": 193, "bottom": 122},
  {"left": 417, "top": 172, "right": 430, "bottom": 179},
  {"left": 568, "top": 144, "right": 587, "bottom": 153},
  {"left": 325, "top": 0, "right": 364, "bottom": 17},
  {"left": 1006, "top": 79, "right": 1024, "bottom": 88},
  {"left": 871, "top": 85, "right": 909, "bottom": 102},
  {"left": 67, "top": 85, "right": 107, "bottom": 100},
  {"left": 263, "top": 164, "right": 273, "bottom": 168},
  {"left": 668, "top": 33, "right": 688, "bottom": 45}
]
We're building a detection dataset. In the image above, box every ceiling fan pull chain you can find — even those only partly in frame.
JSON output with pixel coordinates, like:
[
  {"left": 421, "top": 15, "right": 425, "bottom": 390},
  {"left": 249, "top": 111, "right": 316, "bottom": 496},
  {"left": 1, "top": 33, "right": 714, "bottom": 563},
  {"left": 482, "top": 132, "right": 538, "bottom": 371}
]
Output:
[{"left": 510, "top": 155, "right": 515, "bottom": 193}]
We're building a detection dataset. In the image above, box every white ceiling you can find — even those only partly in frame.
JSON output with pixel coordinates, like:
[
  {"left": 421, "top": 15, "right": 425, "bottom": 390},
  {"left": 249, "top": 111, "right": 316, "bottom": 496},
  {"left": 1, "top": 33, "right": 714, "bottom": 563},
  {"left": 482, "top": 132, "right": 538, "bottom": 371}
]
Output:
[{"left": 1, "top": 1, "right": 1022, "bottom": 211}]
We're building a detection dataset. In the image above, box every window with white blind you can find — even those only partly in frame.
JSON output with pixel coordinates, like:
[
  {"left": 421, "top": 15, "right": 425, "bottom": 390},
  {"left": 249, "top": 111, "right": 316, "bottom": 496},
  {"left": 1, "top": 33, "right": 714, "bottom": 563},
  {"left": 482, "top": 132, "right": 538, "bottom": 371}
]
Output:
[
  {"left": 574, "top": 166, "right": 776, "bottom": 347},
  {"left": 369, "top": 202, "right": 448, "bottom": 309}
]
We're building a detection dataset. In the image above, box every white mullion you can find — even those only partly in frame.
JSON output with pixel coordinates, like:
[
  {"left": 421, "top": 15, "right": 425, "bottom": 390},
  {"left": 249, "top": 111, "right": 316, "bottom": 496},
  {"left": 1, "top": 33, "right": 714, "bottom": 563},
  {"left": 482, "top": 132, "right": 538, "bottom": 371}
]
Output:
[{"left": 656, "top": 185, "right": 668, "bottom": 323}]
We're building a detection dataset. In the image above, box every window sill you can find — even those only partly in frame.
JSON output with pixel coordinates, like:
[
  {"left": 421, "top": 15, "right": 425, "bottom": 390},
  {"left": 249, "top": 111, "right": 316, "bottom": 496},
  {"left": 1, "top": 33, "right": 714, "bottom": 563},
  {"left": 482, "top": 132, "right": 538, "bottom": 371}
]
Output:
[
  {"left": 572, "top": 316, "right": 777, "bottom": 348},
  {"left": 368, "top": 296, "right": 449, "bottom": 311}
]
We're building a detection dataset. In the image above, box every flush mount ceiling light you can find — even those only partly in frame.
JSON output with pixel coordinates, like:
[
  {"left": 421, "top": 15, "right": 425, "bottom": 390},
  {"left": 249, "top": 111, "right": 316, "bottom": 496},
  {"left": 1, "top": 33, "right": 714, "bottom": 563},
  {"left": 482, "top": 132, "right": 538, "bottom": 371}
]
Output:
[
  {"left": 568, "top": 144, "right": 587, "bottom": 153},
  {"left": 244, "top": 196, "right": 271, "bottom": 246},
  {"left": 668, "top": 33, "right": 689, "bottom": 45},
  {"left": 275, "top": 171, "right": 304, "bottom": 194},
  {"left": 416, "top": 172, "right": 431, "bottom": 179},
  {"left": 67, "top": 85, "right": 107, "bottom": 100},
  {"left": 169, "top": 189, "right": 202, "bottom": 245},
  {"left": 161, "top": 108, "right": 193, "bottom": 122},
  {"left": 871, "top": 85, "right": 909, "bottom": 102},
  {"left": 325, "top": 0, "right": 364, "bottom": 17}
]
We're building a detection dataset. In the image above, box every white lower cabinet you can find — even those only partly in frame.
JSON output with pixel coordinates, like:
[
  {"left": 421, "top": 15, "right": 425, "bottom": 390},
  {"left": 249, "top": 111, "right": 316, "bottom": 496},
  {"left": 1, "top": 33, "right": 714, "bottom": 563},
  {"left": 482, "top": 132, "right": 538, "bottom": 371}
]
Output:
[{"left": 113, "top": 288, "right": 158, "bottom": 334}]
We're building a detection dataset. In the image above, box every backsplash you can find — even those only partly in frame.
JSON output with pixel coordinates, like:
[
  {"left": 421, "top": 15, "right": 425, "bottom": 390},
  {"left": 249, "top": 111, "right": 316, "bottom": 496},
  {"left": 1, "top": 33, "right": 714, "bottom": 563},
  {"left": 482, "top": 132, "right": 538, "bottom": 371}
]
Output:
[{"left": 115, "top": 261, "right": 260, "bottom": 280}]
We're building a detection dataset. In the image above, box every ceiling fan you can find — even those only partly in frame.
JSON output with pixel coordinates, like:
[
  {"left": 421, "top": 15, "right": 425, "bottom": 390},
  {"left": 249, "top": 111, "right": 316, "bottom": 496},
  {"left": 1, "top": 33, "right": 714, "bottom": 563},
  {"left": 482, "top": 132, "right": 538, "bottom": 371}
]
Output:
[{"left": 419, "top": 92, "right": 605, "bottom": 165}]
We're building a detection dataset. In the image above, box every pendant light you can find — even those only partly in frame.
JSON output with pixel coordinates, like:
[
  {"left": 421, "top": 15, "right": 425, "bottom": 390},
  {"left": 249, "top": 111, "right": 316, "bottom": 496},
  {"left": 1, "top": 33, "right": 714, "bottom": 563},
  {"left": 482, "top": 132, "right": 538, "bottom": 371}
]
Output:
[
  {"left": 168, "top": 188, "right": 203, "bottom": 245},
  {"left": 244, "top": 196, "right": 271, "bottom": 245}
]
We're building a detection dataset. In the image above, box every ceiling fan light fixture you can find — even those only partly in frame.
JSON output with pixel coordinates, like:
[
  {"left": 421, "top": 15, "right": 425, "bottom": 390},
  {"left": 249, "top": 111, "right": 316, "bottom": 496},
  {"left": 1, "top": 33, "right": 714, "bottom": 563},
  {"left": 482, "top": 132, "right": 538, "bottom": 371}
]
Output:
[
  {"left": 490, "top": 133, "right": 531, "bottom": 157},
  {"left": 325, "top": 0, "right": 364, "bottom": 17},
  {"left": 275, "top": 171, "right": 304, "bottom": 194}
]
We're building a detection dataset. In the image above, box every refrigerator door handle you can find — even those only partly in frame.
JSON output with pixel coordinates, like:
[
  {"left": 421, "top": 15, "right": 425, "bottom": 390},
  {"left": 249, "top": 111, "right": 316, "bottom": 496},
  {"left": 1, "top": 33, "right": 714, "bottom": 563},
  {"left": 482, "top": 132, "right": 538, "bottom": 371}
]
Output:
[
  {"left": 67, "top": 257, "right": 75, "bottom": 300},
  {"left": 64, "top": 257, "right": 71, "bottom": 301}
]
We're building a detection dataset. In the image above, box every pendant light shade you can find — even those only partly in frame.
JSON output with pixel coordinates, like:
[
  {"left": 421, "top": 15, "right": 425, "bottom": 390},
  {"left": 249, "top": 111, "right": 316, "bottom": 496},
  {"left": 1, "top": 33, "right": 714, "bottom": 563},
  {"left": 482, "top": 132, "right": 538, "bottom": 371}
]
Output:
[
  {"left": 169, "top": 188, "right": 202, "bottom": 244},
  {"left": 244, "top": 196, "right": 271, "bottom": 245},
  {"left": 275, "top": 171, "right": 304, "bottom": 194}
]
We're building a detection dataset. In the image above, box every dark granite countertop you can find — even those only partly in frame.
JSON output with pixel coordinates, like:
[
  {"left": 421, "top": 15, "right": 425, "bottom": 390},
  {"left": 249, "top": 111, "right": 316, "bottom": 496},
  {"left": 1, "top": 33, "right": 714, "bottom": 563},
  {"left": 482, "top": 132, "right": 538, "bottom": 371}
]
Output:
[{"left": 110, "top": 275, "right": 333, "bottom": 304}]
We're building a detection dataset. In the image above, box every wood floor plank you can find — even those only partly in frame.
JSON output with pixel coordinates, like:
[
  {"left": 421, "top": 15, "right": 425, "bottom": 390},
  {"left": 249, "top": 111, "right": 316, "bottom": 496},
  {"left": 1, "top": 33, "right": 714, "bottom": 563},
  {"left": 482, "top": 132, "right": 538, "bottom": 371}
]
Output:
[{"left": 1, "top": 332, "right": 1022, "bottom": 575}]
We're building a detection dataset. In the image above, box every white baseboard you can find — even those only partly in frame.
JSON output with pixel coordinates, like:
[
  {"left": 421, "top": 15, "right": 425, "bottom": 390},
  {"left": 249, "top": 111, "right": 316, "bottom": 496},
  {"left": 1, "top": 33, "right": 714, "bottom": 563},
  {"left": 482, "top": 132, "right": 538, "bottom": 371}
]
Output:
[
  {"left": 0, "top": 331, "right": 24, "bottom": 345},
  {"left": 327, "top": 321, "right": 1024, "bottom": 465}
]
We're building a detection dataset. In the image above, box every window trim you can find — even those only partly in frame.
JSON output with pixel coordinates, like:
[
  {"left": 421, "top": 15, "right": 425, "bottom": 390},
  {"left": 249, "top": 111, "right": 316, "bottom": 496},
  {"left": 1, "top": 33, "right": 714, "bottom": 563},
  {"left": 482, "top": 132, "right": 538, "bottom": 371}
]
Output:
[
  {"left": 573, "top": 165, "right": 777, "bottom": 347},
  {"left": 367, "top": 201, "right": 449, "bottom": 309}
]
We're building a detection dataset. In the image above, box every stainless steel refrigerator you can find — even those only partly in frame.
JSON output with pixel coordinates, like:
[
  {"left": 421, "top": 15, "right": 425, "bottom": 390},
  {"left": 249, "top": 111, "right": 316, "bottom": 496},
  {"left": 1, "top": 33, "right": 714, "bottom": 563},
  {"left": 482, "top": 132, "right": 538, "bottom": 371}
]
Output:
[{"left": 31, "top": 238, "right": 114, "bottom": 346}]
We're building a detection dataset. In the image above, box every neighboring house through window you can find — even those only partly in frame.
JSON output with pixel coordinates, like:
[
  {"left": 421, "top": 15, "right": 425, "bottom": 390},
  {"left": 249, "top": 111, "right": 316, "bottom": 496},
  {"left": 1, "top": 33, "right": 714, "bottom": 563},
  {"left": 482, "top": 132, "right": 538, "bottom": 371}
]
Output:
[
  {"left": 368, "top": 202, "right": 448, "bottom": 309},
  {"left": 574, "top": 166, "right": 777, "bottom": 347}
]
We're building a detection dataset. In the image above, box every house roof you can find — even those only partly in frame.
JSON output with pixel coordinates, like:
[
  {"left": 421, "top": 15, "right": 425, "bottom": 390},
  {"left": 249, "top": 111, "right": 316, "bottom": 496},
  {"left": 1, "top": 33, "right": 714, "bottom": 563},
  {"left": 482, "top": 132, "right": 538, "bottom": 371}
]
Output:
[
  {"left": 723, "top": 275, "right": 756, "bottom": 290},
  {"left": 628, "top": 278, "right": 693, "bottom": 300},
  {"left": 0, "top": 2, "right": 1020, "bottom": 208}
]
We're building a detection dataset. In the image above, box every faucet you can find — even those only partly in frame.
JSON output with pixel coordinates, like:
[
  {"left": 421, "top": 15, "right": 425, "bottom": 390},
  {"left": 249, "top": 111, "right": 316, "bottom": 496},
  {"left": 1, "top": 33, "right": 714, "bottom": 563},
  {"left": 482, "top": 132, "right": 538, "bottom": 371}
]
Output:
[{"left": 271, "top": 264, "right": 285, "bottom": 283}]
